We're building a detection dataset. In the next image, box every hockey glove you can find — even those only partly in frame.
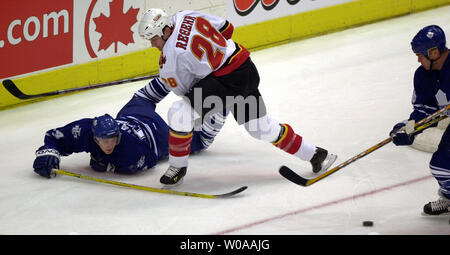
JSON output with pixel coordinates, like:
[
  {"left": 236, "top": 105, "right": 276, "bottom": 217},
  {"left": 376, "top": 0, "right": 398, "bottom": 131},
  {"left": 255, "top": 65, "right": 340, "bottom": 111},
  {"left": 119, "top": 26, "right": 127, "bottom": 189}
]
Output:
[
  {"left": 33, "top": 146, "right": 60, "bottom": 178},
  {"left": 90, "top": 155, "right": 108, "bottom": 172},
  {"left": 90, "top": 155, "right": 115, "bottom": 172},
  {"left": 389, "top": 122, "right": 415, "bottom": 146}
]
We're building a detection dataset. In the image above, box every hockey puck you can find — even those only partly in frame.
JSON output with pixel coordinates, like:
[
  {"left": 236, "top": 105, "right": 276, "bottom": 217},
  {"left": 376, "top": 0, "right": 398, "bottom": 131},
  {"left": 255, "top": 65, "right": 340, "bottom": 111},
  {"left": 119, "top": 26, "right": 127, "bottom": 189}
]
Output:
[{"left": 362, "top": 221, "right": 374, "bottom": 227}]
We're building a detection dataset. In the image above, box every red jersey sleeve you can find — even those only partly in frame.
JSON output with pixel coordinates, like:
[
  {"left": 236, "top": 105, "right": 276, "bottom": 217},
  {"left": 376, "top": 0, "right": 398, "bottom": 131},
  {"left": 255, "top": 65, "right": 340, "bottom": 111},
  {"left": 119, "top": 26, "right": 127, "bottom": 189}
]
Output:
[{"left": 219, "top": 20, "right": 234, "bottom": 40}]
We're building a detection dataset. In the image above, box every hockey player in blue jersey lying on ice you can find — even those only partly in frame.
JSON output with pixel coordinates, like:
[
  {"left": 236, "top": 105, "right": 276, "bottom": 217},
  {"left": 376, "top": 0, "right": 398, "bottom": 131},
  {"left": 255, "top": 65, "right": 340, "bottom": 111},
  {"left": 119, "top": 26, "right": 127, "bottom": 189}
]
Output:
[
  {"left": 389, "top": 25, "right": 450, "bottom": 215},
  {"left": 32, "top": 78, "right": 227, "bottom": 181}
]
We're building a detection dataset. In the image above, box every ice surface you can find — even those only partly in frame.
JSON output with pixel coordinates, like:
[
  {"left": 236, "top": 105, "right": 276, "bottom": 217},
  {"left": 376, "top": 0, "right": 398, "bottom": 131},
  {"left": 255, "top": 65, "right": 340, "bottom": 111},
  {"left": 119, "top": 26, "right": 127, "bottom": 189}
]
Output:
[{"left": 1, "top": 6, "right": 449, "bottom": 235}]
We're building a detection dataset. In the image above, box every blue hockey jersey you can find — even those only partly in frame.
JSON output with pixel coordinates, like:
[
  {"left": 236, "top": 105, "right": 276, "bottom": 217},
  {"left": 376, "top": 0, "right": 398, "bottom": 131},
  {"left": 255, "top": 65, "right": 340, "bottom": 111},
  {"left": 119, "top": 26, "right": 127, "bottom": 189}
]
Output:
[
  {"left": 43, "top": 117, "right": 161, "bottom": 174},
  {"left": 40, "top": 78, "right": 172, "bottom": 174},
  {"left": 410, "top": 55, "right": 450, "bottom": 121},
  {"left": 42, "top": 112, "right": 168, "bottom": 174},
  {"left": 38, "top": 78, "right": 225, "bottom": 174}
]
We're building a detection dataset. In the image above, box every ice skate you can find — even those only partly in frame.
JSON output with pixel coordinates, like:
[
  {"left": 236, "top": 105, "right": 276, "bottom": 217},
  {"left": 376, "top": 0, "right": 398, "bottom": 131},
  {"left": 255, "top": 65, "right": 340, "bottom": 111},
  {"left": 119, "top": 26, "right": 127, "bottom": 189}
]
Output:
[
  {"left": 423, "top": 193, "right": 450, "bottom": 215},
  {"left": 160, "top": 165, "right": 187, "bottom": 186},
  {"left": 310, "top": 147, "right": 337, "bottom": 173}
]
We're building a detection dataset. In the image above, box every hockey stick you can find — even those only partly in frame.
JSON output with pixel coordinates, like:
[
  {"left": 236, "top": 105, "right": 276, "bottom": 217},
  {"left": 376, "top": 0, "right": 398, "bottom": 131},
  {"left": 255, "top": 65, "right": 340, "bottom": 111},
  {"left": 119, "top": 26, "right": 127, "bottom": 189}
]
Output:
[
  {"left": 2, "top": 74, "right": 160, "bottom": 100},
  {"left": 280, "top": 104, "right": 450, "bottom": 187},
  {"left": 53, "top": 169, "right": 247, "bottom": 199}
]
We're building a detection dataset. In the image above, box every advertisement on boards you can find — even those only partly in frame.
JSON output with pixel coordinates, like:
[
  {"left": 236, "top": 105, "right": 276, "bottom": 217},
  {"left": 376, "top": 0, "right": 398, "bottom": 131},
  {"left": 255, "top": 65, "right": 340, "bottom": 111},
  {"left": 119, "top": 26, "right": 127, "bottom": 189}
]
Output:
[
  {"left": 227, "top": 0, "right": 355, "bottom": 26},
  {"left": 0, "top": 0, "right": 73, "bottom": 79},
  {"left": 0, "top": 0, "right": 144, "bottom": 79}
]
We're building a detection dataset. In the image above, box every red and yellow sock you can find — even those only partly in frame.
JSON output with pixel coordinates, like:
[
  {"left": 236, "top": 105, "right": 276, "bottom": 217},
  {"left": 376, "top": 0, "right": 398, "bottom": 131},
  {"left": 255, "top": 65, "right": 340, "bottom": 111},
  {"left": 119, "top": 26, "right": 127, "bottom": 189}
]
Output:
[
  {"left": 169, "top": 130, "right": 193, "bottom": 158},
  {"left": 272, "top": 124, "right": 303, "bottom": 154}
]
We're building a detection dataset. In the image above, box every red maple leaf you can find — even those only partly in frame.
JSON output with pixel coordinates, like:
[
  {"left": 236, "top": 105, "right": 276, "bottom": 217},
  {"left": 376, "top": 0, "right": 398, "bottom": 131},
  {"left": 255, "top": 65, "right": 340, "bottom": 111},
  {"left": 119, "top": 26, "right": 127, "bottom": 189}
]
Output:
[{"left": 93, "top": 0, "right": 139, "bottom": 53}]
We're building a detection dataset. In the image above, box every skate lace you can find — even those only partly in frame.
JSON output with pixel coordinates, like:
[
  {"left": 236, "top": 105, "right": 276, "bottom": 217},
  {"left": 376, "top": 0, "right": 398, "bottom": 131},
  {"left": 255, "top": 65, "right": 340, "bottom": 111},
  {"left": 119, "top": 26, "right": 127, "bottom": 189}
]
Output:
[
  {"left": 430, "top": 199, "right": 450, "bottom": 212},
  {"left": 165, "top": 166, "right": 181, "bottom": 178}
]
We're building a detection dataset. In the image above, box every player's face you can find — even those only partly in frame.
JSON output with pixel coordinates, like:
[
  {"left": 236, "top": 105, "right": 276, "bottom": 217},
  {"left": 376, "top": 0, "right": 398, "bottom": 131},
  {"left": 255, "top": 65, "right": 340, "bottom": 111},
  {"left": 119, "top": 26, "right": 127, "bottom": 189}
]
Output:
[
  {"left": 149, "top": 27, "right": 171, "bottom": 51},
  {"left": 416, "top": 53, "right": 431, "bottom": 70},
  {"left": 96, "top": 136, "right": 118, "bottom": 154},
  {"left": 150, "top": 35, "right": 165, "bottom": 51},
  {"left": 416, "top": 48, "right": 441, "bottom": 70}
]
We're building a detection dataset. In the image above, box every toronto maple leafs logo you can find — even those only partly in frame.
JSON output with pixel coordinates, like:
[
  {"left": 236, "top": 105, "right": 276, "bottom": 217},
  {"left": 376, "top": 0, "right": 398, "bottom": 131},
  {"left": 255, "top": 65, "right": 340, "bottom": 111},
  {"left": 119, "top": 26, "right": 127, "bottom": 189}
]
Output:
[
  {"left": 72, "top": 125, "right": 82, "bottom": 139},
  {"left": 85, "top": 0, "right": 140, "bottom": 58}
]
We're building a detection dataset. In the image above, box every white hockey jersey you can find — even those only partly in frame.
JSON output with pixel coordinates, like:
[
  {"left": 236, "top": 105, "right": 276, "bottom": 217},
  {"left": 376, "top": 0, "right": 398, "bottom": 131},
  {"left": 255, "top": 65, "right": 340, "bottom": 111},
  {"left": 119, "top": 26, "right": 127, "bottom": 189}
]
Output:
[{"left": 158, "top": 10, "right": 250, "bottom": 96}]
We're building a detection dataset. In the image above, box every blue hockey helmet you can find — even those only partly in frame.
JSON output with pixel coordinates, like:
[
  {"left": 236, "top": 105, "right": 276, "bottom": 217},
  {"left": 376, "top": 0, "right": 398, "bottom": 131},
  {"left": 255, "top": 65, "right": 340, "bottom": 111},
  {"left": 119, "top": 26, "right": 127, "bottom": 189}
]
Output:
[
  {"left": 92, "top": 114, "right": 120, "bottom": 138},
  {"left": 411, "top": 25, "right": 447, "bottom": 57}
]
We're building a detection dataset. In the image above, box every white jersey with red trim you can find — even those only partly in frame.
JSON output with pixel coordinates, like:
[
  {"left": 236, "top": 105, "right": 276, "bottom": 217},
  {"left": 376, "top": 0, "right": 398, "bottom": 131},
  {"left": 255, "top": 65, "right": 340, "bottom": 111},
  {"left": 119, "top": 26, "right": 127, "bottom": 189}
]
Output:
[{"left": 158, "top": 10, "right": 239, "bottom": 96}]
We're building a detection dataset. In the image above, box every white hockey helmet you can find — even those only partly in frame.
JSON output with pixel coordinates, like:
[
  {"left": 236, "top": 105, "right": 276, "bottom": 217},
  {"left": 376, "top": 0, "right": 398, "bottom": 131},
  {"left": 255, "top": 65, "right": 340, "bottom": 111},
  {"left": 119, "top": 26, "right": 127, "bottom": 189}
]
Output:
[{"left": 138, "top": 8, "right": 173, "bottom": 39}]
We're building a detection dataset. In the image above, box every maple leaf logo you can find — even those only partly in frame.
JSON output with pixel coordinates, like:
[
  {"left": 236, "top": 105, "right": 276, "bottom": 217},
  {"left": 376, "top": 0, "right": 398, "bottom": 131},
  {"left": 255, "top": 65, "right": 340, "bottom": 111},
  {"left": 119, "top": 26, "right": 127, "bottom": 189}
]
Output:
[{"left": 93, "top": 0, "right": 139, "bottom": 53}]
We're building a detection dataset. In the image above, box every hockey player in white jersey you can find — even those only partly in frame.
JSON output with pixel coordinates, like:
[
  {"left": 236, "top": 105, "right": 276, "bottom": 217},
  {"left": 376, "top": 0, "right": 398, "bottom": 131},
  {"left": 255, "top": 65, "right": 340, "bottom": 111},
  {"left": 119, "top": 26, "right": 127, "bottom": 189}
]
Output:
[{"left": 138, "top": 9, "right": 337, "bottom": 186}]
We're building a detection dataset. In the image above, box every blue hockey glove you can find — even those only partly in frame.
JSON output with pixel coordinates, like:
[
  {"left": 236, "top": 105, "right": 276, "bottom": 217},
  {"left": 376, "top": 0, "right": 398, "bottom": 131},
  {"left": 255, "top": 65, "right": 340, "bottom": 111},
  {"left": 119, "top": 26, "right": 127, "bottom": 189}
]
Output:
[
  {"left": 33, "top": 146, "right": 60, "bottom": 178},
  {"left": 389, "top": 122, "right": 415, "bottom": 146}
]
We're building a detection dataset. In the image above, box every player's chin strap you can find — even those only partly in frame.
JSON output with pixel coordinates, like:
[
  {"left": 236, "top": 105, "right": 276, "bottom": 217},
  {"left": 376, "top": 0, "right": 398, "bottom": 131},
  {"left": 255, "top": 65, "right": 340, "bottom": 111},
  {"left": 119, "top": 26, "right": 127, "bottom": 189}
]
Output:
[
  {"left": 426, "top": 53, "right": 435, "bottom": 71},
  {"left": 428, "top": 59, "right": 434, "bottom": 72},
  {"left": 427, "top": 49, "right": 443, "bottom": 71}
]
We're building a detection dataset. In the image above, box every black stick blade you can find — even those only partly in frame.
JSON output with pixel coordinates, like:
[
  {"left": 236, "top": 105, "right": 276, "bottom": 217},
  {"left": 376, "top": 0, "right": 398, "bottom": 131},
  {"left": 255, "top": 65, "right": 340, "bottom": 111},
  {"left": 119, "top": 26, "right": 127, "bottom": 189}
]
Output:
[
  {"left": 2, "top": 79, "right": 58, "bottom": 99},
  {"left": 279, "top": 166, "right": 308, "bottom": 186},
  {"left": 3, "top": 79, "right": 32, "bottom": 99},
  {"left": 214, "top": 186, "right": 248, "bottom": 198}
]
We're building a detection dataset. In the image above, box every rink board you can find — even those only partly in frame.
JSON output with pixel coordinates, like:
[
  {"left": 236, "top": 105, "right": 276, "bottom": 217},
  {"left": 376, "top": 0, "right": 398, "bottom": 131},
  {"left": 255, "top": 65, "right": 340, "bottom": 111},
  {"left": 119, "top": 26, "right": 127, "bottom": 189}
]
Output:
[{"left": 0, "top": 0, "right": 449, "bottom": 110}]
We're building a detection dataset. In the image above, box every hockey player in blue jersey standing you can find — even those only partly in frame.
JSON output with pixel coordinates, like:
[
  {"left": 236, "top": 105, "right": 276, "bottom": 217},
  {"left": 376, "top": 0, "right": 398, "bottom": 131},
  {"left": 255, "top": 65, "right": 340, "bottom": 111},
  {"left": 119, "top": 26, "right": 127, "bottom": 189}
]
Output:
[
  {"left": 32, "top": 78, "right": 227, "bottom": 182},
  {"left": 389, "top": 25, "right": 450, "bottom": 215}
]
